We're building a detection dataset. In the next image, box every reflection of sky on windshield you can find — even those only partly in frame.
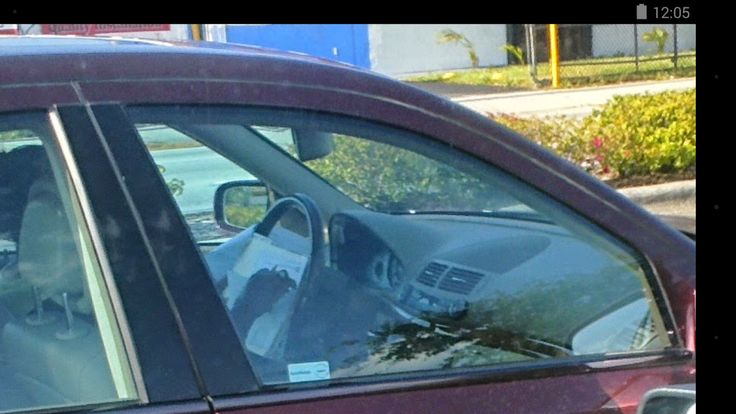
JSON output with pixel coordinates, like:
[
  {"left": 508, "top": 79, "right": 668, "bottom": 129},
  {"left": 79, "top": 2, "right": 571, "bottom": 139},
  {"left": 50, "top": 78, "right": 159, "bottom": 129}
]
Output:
[
  {"left": 572, "top": 298, "right": 653, "bottom": 355},
  {"left": 0, "top": 137, "right": 42, "bottom": 152},
  {"left": 252, "top": 126, "right": 295, "bottom": 154}
]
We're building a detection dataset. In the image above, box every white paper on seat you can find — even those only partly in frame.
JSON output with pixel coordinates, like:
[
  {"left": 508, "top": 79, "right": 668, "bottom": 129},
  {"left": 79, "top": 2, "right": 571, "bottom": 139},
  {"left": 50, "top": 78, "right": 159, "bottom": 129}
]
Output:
[{"left": 226, "top": 233, "right": 308, "bottom": 309}]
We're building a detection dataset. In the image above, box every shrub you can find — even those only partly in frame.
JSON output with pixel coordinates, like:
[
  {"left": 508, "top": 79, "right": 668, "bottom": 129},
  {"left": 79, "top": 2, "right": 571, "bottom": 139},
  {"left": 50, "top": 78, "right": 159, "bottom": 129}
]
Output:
[
  {"left": 491, "top": 89, "right": 696, "bottom": 179},
  {"left": 299, "top": 90, "right": 694, "bottom": 210},
  {"left": 223, "top": 186, "right": 268, "bottom": 228},
  {"left": 490, "top": 114, "right": 589, "bottom": 167},
  {"left": 306, "top": 136, "right": 512, "bottom": 212},
  {"left": 584, "top": 89, "right": 695, "bottom": 177}
]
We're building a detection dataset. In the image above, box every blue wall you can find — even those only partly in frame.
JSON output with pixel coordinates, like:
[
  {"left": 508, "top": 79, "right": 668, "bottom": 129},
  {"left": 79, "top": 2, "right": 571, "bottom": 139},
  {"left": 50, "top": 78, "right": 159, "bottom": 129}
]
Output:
[{"left": 226, "top": 24, "right": 370, "bottom": 69}]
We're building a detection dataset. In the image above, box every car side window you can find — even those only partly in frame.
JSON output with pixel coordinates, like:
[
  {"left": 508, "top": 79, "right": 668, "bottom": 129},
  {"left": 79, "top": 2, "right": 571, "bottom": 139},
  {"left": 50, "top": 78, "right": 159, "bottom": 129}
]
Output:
[
  {"left": 136, "top": 124, "right": 266, "bottom": 246},
  {"left": 128, "top": 106, "right": 671, "bottom": 390},
  {"left": 1, "top": 113, "right": 138, "bottom": 412}
]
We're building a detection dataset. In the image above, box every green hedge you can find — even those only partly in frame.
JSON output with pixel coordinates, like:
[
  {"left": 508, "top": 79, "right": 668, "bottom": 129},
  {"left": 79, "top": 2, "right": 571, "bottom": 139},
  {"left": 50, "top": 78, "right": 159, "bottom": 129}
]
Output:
[
  {"left": 492, "top": 89, "right": 695, "bottom": 178},
  {"left": 306, "top": 136, "right": 511, "bottom": 212}
]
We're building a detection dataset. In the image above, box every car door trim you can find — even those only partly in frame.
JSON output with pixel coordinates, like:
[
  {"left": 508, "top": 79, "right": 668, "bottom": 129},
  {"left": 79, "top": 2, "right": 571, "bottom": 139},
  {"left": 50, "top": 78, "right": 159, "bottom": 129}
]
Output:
[
  {"left": 48, "top": 107, "right": 149, "bottom": 403},
  {"left": 87, "top": 103, "right": 260, "bottom": 397},
  {"left": 55, "top": 104, "right": 204, "bottom": 402},
  {"left": 211, "top": 349, "right": 693, "bottom": 411}
]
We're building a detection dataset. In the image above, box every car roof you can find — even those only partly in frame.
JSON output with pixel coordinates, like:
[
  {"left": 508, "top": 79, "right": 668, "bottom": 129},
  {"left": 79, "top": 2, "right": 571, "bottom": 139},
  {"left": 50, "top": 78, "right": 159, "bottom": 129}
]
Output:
[
  {"left": 0, "top": 35, "right": 357, "bottom": 68},
  {"left": 1, "top": 35, "right": 398, "bottom": 88}
]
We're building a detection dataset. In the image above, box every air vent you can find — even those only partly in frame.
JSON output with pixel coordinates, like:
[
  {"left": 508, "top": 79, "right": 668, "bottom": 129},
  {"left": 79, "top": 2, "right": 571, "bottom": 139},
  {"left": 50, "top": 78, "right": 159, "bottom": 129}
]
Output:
[
  {"left": 416, "top": 262, "right": 448, "bottom": 287},
  {"left": 438, "top": 267, "right": 485, "bottom": 295}
]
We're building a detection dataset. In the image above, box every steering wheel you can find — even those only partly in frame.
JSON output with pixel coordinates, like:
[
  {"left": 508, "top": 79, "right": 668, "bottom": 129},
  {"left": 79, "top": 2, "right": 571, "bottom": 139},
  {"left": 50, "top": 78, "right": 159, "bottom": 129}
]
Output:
[
  {"left": 253, "top": 193, "right": 325, "bottom": 261},
  {"left": 229, "top": 193, "right": 325, "bottom": 354}
]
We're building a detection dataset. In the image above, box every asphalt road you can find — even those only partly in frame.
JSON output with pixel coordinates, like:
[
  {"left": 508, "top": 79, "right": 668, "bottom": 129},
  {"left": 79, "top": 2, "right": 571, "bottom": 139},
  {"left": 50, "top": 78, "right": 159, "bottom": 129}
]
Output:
[{"left": 153, "top": 146, "right": 253, "bottom": 214}]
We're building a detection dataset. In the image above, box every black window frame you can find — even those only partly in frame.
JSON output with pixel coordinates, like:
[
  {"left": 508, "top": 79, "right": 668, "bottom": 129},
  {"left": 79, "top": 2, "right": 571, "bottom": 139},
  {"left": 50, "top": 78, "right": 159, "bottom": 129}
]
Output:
[{"left": 82, "top": 104, "right": 260, "bottom": 398}]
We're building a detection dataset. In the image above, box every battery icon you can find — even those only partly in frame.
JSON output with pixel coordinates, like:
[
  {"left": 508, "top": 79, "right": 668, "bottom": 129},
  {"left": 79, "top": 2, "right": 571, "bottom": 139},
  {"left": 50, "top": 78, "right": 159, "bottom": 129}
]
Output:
[{"left": 637, "top": 4, "right": 647, "bottom": 20}]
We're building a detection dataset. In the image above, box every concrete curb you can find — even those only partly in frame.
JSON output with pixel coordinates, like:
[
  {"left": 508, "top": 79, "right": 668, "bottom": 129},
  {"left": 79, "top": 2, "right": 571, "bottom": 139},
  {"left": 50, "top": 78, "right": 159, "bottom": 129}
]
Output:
[{"left": 617, "top": 180, "right": 695, "bottom": 205}]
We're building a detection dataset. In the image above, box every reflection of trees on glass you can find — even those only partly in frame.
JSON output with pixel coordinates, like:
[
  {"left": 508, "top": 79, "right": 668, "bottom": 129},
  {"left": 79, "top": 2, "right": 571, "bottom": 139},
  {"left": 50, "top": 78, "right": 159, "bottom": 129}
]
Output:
[
  {"left": 358, "top": 264, "right": 656, "bottom": 372},
  {"left": 224, "top": 187, "right": 267, "bottom": 228},
  {"left": 469, "top": 265, "right": 647, "bottom": 346},
  {"left": 306, "top": 135, "right": 515, "bottom": 212},
  {"left": 365, "top": 322, "right": 539, "bottom": 372}
]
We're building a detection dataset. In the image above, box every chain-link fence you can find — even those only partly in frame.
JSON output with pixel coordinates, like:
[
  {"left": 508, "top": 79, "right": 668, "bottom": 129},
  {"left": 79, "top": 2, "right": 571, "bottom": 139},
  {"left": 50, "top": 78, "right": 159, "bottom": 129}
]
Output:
[{"left": 512, "top": 24, "right": 695, "bottom": 87}]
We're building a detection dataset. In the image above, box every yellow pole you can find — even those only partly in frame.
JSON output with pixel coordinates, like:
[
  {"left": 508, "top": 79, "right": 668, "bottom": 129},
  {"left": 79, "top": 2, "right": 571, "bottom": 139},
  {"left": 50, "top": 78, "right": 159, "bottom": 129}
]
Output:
[
  {"left": 548, "top": 24, "right": 561, "bottom": 88},
  {"left": 191, "top": 24, "right": 202, "bottom": 41}
]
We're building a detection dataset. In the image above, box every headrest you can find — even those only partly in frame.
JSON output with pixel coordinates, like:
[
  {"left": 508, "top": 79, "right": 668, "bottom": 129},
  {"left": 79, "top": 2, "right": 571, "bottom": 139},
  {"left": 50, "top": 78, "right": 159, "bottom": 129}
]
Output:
[
  {"left": 0, "top": 145, "right": 49, "bottom": 241},
  {"left": 17, "top": 173, "right": 91, "bottom": 314}
]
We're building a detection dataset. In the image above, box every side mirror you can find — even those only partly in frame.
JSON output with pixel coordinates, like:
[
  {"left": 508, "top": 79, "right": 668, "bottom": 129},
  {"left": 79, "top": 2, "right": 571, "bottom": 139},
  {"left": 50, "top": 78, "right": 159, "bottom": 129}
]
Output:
[
  {"left": 637, "top": 384, "right": 695, "bottom": 414},
  {"left": 293, "top": 129, "right": 334, "bottom": 161},
  {"left": 214, "top": 180, "right": 270, "bottom": 232}
]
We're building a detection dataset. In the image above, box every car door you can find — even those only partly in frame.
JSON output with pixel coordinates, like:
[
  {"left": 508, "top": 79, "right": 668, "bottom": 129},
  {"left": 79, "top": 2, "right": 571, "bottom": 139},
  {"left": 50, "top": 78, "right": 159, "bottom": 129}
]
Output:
[{"left": 79, "top": 75, "right": 694, "bottom": 414}]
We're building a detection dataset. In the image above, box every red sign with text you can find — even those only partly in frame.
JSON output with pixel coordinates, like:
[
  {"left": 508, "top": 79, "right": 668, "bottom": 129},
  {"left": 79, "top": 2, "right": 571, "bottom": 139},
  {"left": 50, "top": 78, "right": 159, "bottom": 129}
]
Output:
[
  {"left": 0, "top": 24, "right": 19, "bottom": 35},
  {"left": 41, "top": 24, "right": 171, "bottom": 36}
]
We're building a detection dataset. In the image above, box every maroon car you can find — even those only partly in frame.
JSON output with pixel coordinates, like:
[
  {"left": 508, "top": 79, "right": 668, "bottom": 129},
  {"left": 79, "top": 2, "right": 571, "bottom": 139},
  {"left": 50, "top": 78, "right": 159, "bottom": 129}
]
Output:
[{"left": 0, "top": 36, "right": 695, "bottom": 414}]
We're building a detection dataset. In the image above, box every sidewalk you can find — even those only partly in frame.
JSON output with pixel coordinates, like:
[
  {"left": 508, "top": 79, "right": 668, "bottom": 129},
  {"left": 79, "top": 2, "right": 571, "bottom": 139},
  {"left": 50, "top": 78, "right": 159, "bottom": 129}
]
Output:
[
  {"left": 412, "top": 78, "right": 696, "bottom": 117},
  {"left": 413, "top": 79, "right": 698, "bottom": 220}
]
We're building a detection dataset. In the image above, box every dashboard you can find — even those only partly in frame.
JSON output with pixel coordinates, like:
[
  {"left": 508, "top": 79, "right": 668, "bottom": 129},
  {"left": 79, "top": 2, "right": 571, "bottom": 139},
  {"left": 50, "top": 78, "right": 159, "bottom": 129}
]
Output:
[
  {"left": 205, "top": 207, "right": 657, "bottom": 375},
  {"left": 329, "top": 213, "right": 405, "bottom": 301},
  {"left": 329, "top": 211, "right": 559, "bottom": 323},
  {"left": 199, "top": 206, "right": 661, "bottom": 379},
  {"left": 328, "top": 209, "right": 650, "bottom": 349}
]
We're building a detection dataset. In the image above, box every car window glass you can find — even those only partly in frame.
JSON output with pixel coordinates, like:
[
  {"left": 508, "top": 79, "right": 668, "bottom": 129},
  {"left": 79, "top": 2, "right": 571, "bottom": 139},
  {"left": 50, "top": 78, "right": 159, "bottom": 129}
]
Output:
[
  {"left": 0, "top": 113, "right": 138, "bottom": 412},
  {"left": 304, "top": 134, "right": 531, "bottom": 214},
  {"left": 136, "top": 124, "right": 264, "bottom": 245},
  {"left": 128, "top": 106, "right": 671, "bottom": 390}
]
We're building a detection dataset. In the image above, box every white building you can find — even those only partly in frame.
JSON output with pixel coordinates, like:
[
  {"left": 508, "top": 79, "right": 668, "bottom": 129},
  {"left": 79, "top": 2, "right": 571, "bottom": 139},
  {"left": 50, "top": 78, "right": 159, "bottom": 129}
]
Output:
[{"left": 13, "top": 24, "right": 695, "bottom": 77}]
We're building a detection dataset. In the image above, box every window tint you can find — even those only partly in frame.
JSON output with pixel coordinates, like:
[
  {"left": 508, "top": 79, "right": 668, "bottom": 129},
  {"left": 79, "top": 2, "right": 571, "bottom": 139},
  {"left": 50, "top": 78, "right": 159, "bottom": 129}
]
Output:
[
  {"left": 128, "top": 106, "right": 670, "bottom": 390},
  {"left": 1, "top": 113, "right": 138, "bottom": 412}
]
